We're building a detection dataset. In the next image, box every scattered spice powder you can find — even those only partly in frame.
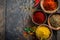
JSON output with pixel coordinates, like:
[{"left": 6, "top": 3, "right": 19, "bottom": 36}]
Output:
[{"left": 32, "top": 11, "right": 46, "bottom": 24}]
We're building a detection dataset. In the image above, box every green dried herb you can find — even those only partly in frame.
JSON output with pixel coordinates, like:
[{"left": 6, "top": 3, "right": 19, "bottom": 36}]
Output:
[{"left": 50, "top": 14, "right": 60, "bottom": 28}]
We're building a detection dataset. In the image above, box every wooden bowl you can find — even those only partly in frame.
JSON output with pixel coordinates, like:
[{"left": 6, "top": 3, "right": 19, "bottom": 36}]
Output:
[
  {"left": 35, "top": 24, "right": 53, "bottom": 40},
  {"left": 48, "top": 13, "right": 60, "bottom": 30},
  {"left": 32, "top": 11, "right": 47, "bottom": 25},
  {"left": 40, "top": 0, "right": 59, "bottom": 14}
]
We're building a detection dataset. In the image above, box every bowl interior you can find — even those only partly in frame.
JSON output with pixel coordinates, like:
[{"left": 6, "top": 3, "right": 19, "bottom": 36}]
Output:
[
  {"left": 48, "top": 13, "right": 60, "bottom": 30},
  {"left": 40, "top": 0, "right": 59, "bottom": 13},
  {"left": 32, "top": 11, "right": 47, "bottom": 25},
  {"left": 35, "top": 24, "right": 52, "bottom": 40}
]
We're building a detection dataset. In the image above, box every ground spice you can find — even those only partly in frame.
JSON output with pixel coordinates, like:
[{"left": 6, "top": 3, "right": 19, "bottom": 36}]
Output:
[
  {"left": 50, "top": 14, "right": 60, "bottom": 28},
  {"left": 36, "top": 25, "right": 50, "bottom": 40},
  {"left": 43, "top": 0, "right": 57, "bottom": 11},
  {"left": 32, "top": 11, "right": 46, "bottom": 24}
]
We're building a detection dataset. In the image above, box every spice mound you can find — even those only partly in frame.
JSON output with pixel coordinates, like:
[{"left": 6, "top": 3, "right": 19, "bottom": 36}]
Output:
[
  {"left": 32, "top": 11, "right": 46, "bottom": 24},
  {"left": 43, "top": 0, "right": 57, "bottom": 11},
  {"left": 50, "top": 14, "right": 60, "bottom": 28},
  {"left": 36, "top": 25, "right": 51, "bottom": 40}
]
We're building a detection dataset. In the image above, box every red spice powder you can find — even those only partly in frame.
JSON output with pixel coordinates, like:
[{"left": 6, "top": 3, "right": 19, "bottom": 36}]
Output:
[
  {"left": 33, "top": 11, "right": 46, "bottom": 24},
  {"left": 43, "top": 0, "right": 57, "bottom": 11},
  {"left": 34, "top": 0, "right": 40, "bottom": 7}
]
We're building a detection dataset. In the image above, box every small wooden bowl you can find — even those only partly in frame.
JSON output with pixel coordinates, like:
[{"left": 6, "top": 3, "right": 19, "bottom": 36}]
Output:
[
  {"left": 35, "top": 24, "right": 53, "bottom": 40},
  {"left": 31, "top": 11, "right": 47, "bottom": 25},
  {"left": 40, "top": 0, "right": 59, "bottom": 14},
  {"left": 48, "top": 13, "right": 60, "bottom": 30}
]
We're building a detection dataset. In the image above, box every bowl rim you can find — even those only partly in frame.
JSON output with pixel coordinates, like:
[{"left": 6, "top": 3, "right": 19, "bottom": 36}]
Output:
[
  {"left": 31, "top": 11, "right": 47, "bottom": 25},
  {"left": 40, "top": 0, "right": 59, "bottom": 14},
  {"left": 35, "top": 24, "right": 53, "bottom": 40},
  {"left": 48, "top": 13, "right": 60, "bottom": 30}
]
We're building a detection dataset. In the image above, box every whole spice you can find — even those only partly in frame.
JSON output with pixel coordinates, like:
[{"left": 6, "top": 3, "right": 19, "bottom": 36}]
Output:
[
  {"left": 34, "top": 0, "right": 40, "bottom": 7},
  {"left": 32, "top": 11, "right": 46, "bottom": 24},
  {"left": 24, "top": 27, "right": 35, "bottom": 35}
]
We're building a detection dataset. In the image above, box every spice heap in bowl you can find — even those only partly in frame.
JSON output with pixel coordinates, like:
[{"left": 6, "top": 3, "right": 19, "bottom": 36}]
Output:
[
  {"left": 40, "top": 0, "right": 59, "bottom": 13},
  {"left": 35, "top": 24, "right": 52, "bottom": 40},
  {"left": 32, "top": 11, "right": 46, "bottom": 25},
  {"left": 48, "top": 13, "right": 60, "bottom": 30}
]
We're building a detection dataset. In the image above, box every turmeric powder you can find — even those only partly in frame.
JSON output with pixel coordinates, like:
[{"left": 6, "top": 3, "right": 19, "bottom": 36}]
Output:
[{"left": 36, "top": 25, "right": 50, "bottom": 40}]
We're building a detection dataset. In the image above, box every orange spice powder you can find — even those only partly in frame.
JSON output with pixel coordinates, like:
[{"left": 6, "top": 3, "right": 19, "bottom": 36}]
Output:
[{"left": 43, "top": 0, "right": 57, "bottom": 11}]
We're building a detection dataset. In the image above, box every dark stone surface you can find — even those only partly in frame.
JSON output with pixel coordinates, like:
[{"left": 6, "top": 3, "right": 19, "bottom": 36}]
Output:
[
  {"left": 0, "top": 0, "right": 5, "bottom": 40},
  {"left": 6, "top": 0, "right": 34, "bottom": 40},
  {"left": 0, "top": 0, "right": 60, "bottom": 40},
  {"left": 6, "top": 0, "right": 60, "bottom": 40}
]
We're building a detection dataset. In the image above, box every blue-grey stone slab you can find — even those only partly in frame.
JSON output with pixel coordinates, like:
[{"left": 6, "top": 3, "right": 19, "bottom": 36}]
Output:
[
  {"left": 0, "top": 0, "right": 5, "bottom": 40},
  {"left": 6, "top": 0, "right": 60, "bottom": 40},
  {"left": 6, "top": 0, "right": 33, "bottom": 40}
]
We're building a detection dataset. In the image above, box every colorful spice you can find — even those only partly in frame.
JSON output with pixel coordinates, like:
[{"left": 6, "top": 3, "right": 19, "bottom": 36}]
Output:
[
  {"left": 23, "top": 32, "right": 28, "bottom": 36},
  {"left": 50, "top": 14, "right": 60, "bottom": 28},
  {"left": 43, "top": 0, "right": 57, "bottom": 11},
  {"left": 23, "top": 32, "right": 28, "bottom": 38},
  {"left": 32, "top": 11, "right": 46, "bottom": 24},
  {"left": 24, "top": 27, "right": 31, "bottom": 33},
  {"left": 24, "top": 27, "right": 34, "bottom": 34},
  {"left": 34, "top": 0, "right": 40, "bottom": 7},
  {"left": 36, "top": 25, "right": 50, "bottom": 40}
]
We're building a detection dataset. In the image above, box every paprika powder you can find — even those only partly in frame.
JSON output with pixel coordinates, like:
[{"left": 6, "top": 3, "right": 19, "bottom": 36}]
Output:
[
  {"left": 40, "top": 0, "right": 58, "bottom": 13},
  {"left": 43, "top": 0, "right": 57, "bottom": 11},
  {"left": 32, "top": 11, "right": 46, "bottom": 25}
]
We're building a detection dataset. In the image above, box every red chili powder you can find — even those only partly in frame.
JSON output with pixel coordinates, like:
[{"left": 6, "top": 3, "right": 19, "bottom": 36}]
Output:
[
  {"left": 43, "top": 0, "right": 57, "bottom": 11},
  {"left": 34, "top": 0, "right": 40, "bottom": 7},
  {"left": 33, "top": 11, "right": 46, "bottom": 24}
]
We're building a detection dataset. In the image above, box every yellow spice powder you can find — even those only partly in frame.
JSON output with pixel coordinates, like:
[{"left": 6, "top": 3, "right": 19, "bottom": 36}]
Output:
[{"left": 36, "top": 25, "right": 50, "bottom": 39}]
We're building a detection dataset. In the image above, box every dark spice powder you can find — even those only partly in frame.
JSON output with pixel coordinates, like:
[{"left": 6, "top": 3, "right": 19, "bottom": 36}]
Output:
[{"left": 33, "top": 11, "right": 46, "bottom": 24}]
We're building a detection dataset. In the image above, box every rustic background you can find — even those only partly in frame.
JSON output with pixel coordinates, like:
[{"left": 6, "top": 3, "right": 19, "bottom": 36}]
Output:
[
  {"left": 0, "top": 0, "right": 5, "bottom": 40},
  {"left": 0, "top": 0, "right": 60, "bottom": 40}
]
